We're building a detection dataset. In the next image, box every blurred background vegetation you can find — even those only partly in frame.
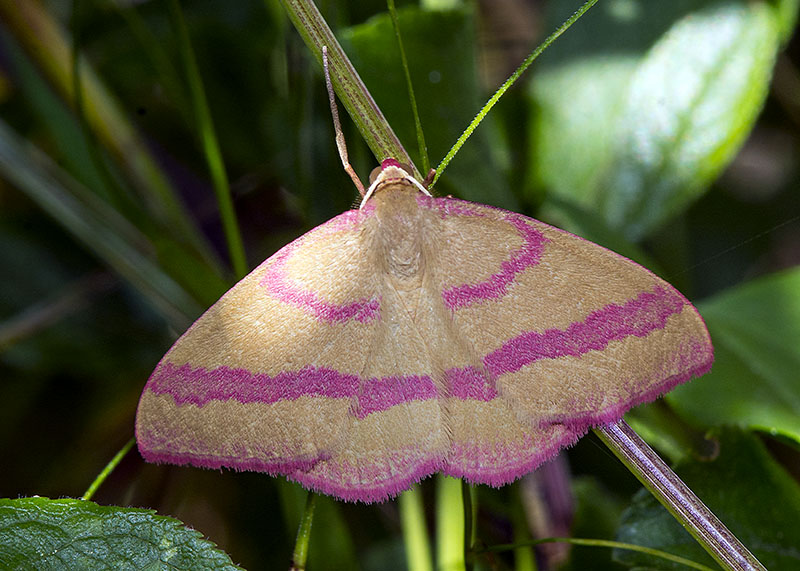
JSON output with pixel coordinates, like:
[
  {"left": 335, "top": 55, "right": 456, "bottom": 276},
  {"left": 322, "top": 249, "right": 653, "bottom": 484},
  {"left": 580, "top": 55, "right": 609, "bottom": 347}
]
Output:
[{"left": 1, "top": 0, "right": 799, "bottom": 569}]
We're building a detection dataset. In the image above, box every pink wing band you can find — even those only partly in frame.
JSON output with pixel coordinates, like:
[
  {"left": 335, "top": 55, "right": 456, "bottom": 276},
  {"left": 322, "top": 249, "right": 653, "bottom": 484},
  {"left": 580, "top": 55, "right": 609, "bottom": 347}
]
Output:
[
  {"left": 147, "top": 363, "right": 437, "bottom": 420},
  {"left": 260, "top": 210, "right": 382, "bottom": 324},
  {"left": 441, "top": 214, "right": 549, "bottom": 310},
  {"left": 258, "top": 201, "right": 549, "bottom": 322},
  {"left": 139, "top": 355, "right": 711, "bottom": 502},
  {"left": 145, "top": 285, "right": 699, "bottom": 415},
  {"left": 484, "top": 285, "right": 686, "bottom": 376}
]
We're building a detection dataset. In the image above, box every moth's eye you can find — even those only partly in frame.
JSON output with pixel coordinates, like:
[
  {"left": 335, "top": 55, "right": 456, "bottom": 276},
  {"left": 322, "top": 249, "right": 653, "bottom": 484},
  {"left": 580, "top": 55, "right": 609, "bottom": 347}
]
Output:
[{"left": 368, "top": 165, "right": 383, "bottom": 184}]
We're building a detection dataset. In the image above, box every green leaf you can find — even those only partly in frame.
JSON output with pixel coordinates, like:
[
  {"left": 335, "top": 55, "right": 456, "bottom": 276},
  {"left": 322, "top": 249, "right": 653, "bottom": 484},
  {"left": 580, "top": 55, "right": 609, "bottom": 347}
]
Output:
[
  {"left": 341, "top": 6, "right": 518, "bottom": 208},
  {"left": 0, "top": 497, "right": 242, "bottom": 570},
  {"left": 614, "top": 428, "right": 800, "bottom": 569},
  {"left": 530, "top": 0, "right": 705, "bottom": 210},
  {"left": 668, "top": 267, "right": 800, "bottom": 442},
  {"left": 531, "top": 0, "right": 782, "bottom": 239},
  {"left": 774, "top": 0, "right": 800, "bottom": 42},
  {"left": 530, "top": 56, "right": 637, "bottom": 209},
  {"left": 600, "top": 2, "right": 779, "bottom": 239}
]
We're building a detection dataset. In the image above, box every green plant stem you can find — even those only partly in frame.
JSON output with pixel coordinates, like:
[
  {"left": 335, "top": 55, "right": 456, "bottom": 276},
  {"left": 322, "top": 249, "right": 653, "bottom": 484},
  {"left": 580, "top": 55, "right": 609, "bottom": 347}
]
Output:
[
  {"left": 432, "top": 0, "right": 600, "bottom": 187},
  {"left": 479, "top": 536, "right": 717, "bottom": 571},
  {"left": 0, "top": 0, "right": 217, "bottom": 268},
  {"left": 81, "top": 438, "right": 135, "bottom": 502},
  {"left": 436, "top": 475, "right": 465, "bottom": 571},
  {"left": 167, "top": 0, "right": 248, "bottom": 279},
  {"left": 595, "top": 420, "right": 766, "bottom": 571},
  {"left": 291, "top": 492, "right": 317, "bottom": 571},
  {"left": 510, "top": 498, "right": 536, "bottom": 571},
  {"left": 399, "top": 485, "right": 433, "bottom": 571},
  {"left": 278, "top": 0, "right": 419, "bottom": 178},
  {"left": 387, "top": 0, "right": 429, "bottom": 174},
  {"left": 461, "top": 480, "right": 474, "bottom": 570}
]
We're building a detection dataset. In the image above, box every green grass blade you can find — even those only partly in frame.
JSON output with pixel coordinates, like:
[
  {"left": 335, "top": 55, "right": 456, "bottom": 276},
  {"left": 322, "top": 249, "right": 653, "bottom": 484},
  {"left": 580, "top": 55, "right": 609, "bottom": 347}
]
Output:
[
  {"left": 432, "top": 0, "right": 600, "bottom": 187},
  {"left": 0, "top": 0, "right": 219, "bottom": 269},
  {"left": 480, "top": 536, "right": 717, "bottom": 571},
  {"left": 0, "top": 119, "right": 202, "bottom": 329},
  {"left": 387, "top": 0, "right": 429, "bottom": 174},
  {"left": 168, "top": 0, "right": 248, "bottom": 278}
]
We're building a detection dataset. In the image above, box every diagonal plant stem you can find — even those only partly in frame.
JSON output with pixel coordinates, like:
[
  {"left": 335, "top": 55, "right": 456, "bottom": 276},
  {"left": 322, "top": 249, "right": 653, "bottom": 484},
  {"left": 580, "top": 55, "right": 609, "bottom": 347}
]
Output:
[
  {"left": 290, "top": 492, "right": 317, "bottom": 571},
  {"left": 278, "top": 2, "right": 759, "bottom": 570},
  {"left": 81, "top": 438, "right": 136, "bottom": 502},
  {"left": 595, "top": 420, "right": 766, "bottom": 571},
  {"left": 278, "top": 0, "right": 420, "bottom": 179}
]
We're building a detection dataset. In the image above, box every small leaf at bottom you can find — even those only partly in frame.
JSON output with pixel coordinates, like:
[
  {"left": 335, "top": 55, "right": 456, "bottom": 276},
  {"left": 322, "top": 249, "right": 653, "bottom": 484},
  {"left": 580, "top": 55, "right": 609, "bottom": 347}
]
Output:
[{"left": 0, "top": 497, "right": 242, "bottom": 570}]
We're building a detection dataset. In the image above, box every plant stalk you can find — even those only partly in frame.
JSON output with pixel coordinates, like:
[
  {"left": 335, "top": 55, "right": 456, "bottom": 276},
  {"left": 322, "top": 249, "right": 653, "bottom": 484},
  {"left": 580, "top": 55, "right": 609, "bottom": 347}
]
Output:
[
  {"left": 595, "top": 420, "right": 766, "bottom": 571},
  {"left": 278, "top": 0, "right": 418, "bottom": 178},
  {"left": 399, "top": 485, "right": 433, "bottom": 571},
  {"left": 290, "top": 492, "right": 317, "bottom": 571},
  {"left": 82, "top": 438, "right": 136, "bottom": 502},
  {"left": 167, "top": 0, "right": 248, "bottom": 278}
]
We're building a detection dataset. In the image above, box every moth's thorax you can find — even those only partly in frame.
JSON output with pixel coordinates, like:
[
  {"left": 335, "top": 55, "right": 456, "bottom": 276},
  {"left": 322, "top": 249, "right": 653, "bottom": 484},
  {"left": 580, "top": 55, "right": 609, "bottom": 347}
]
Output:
[{"left": 371, "top": 184, "right": 428, "bottom": 280}]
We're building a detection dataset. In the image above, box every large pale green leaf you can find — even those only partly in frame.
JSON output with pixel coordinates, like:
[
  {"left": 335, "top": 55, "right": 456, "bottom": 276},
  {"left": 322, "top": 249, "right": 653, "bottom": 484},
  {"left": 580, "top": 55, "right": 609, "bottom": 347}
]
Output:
[
  {"left": 341, "top": 6, "right": 518, "bottom": 208},
  {"left": 600, "top": 2, "right": 779, "bottom": 238},
  {"left": 530, "top": 0, "right": 707, "bottom": 209},
  {"left": 0, "top": 497, "right": 241, "bottom": 570},
  {"left": 614, "top": 428, "right": 800, "bottom": 569},
  {"left": 668, "top": 267, "right": 800, "bottom": 442},
  {"left": 531, "top": 0, "right": 784, "bottom": 239}
]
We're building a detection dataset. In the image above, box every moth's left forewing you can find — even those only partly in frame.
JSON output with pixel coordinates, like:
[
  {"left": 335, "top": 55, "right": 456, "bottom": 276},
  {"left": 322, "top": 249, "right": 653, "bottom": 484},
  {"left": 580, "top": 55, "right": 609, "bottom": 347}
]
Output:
[{"left": 136, "top": 210, "right": 385, "bottom": 477}]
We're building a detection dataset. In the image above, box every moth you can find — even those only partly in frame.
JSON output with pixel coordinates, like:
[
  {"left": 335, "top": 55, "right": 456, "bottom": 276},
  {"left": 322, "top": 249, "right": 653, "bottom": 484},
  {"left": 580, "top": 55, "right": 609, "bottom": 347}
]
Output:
[{"left": 136, "top": 154, "right": 712, "bottom": 502}]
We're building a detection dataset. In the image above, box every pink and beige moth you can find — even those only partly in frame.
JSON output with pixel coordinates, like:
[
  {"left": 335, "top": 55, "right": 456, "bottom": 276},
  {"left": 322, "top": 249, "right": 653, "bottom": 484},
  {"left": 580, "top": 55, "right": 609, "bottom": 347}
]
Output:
[{"left": 136, "top": 159, "right": 713, "bottom": 503}]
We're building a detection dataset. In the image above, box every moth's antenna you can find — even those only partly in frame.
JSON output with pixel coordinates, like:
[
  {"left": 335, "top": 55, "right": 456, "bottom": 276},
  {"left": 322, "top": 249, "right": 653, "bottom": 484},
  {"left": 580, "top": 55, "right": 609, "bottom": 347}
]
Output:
[{"left": 323, "top": 46, "right": 366, "bottom": 197}]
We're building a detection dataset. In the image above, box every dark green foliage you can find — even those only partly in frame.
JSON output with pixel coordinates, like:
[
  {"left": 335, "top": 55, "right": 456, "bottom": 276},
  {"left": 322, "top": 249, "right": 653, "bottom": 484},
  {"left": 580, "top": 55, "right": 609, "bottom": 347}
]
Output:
[{"left": 1, "top": 0, "right": 799, "bottom": 568}]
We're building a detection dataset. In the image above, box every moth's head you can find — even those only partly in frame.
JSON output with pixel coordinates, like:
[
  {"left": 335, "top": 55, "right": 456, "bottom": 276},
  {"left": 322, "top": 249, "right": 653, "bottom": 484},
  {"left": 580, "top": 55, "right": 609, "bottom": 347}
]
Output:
[
  {"left": 368, "top": 158, "right": 415, "bottom": 186},
  {"left": 361, "top": 158, "right": 430, "bottom": 208}
]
